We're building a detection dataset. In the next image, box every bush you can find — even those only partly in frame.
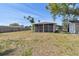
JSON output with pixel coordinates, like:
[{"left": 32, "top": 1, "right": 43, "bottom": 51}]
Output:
[{"left": 55, "top": 30, "right": 60, "bottom": 33}]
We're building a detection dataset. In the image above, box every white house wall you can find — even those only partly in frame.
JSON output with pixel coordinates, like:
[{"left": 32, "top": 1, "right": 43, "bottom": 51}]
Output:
[
  {"left": 69, "top": 22, "right": 76, "bottom": 33},
  {"left": 75, "top": 23, "right": 79, "bottom": 34}
]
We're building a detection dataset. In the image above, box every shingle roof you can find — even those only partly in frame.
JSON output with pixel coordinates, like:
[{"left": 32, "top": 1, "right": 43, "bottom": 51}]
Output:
[{"left": 69, "top": 20, "right": 79, "bottom": 23}]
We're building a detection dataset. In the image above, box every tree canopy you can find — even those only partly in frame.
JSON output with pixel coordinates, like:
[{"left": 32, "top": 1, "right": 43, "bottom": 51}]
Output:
[
  {"left": 24, "top": 16, "right": 35, "bottom": 24},
  {"left": 46, "top": 3, "right": 79, "bottom": 21},
  {"left": 46, "top": 3, "right": 79, "bottom": 32}
]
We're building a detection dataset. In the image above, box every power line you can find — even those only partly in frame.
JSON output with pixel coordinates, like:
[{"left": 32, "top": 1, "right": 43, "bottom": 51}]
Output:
[
  {"left": 7, "top": 4, "right": 52, "bottom": 24},
  {"left": 22, "top": 4, "right": 46, "bottom": 17},
  {"left": 12, "top": 3, "right": 49, "bottom": 20}
]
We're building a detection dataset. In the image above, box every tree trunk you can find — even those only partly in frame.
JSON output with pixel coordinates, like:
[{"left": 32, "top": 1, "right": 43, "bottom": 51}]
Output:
[{"left": 31, "top": 23, "right": 34, "bottom": 32}]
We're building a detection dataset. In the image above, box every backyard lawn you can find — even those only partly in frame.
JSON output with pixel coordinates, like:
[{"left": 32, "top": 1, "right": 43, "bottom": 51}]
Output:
[{"left": 0, "top": 31, "right": 79, "bottom": 56}]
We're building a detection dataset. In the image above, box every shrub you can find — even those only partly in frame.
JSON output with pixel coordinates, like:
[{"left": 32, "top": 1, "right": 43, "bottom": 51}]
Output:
[{"left": 55, "top": 30, "right": 60, "bottom": 33}]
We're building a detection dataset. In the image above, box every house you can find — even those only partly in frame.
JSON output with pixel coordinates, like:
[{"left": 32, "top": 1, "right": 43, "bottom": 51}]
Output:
[
  {"left": 33, "top": 22, "right": 56, "bottom": 32},
  {"left": 69, "top": 20, "right": 79, "bottom": 34}
]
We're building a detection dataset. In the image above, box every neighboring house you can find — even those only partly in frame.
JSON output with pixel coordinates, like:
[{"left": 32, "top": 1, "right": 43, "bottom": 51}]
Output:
[
  {"left": 33, "top": 22, "right": 56, "bottom": 32},
  {"left": 69, "top": 20, "right": 79, "bottom": 34},
  {"left": 0, "top": 26, "right": 25, "bottom": 33}
]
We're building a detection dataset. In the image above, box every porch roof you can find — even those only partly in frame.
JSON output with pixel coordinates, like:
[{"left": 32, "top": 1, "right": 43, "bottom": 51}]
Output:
[
  {"left": 69, "top": 20, "right": 79, "bottom": 23},
  {"left": 33, "top": 22, "right": 56, "bottom": 25}
]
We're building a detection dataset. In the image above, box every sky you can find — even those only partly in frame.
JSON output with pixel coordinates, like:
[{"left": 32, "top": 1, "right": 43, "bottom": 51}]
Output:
[{"left": 0, "top": 3, "right": 63, "bottom": 26}]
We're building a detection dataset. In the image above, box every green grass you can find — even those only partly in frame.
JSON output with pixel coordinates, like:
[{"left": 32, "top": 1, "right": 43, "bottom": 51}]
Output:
[
  {"left": 22, "top": 48, "right": 32, "bottom": 56},
  {"left": 0, "top": 40, "right": 32, "bottom": 56}
]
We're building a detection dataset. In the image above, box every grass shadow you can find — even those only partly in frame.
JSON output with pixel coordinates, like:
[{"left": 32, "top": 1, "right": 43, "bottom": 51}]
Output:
[{"left": 0, "top": 48, "right": 16, "bottom": 56}]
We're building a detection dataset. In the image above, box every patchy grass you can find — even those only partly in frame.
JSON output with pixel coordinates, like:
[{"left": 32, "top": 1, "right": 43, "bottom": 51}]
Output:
[
  {"left": 0, "top": 31, "right": 79, "bottom": 56},
  {"left": 22, "top": 48, "right": 32, "bottom": 56}
]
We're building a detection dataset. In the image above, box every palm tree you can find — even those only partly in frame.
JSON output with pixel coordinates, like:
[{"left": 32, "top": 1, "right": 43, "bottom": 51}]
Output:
[
  {"left": 24, "top": 16, "right": 35, "bottom": 23},
  {"left": 24, "top": 16, "right": 35, "bottom": 31},
  {"left": 38, "top": 20, "right": 40, "bottom": 23}
]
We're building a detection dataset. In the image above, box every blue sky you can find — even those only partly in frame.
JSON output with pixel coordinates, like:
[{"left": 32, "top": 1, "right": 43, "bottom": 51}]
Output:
[{"left": 0, "top": 3, "right": 62, "bottom": 26}]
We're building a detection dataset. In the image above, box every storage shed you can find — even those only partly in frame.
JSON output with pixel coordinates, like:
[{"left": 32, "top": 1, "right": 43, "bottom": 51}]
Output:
[
  {"left": 33, "top": 22, "right": 56, "bottom": 32},
  {"left": 69, "top": 20, "right": 79, "bottom": 34}
]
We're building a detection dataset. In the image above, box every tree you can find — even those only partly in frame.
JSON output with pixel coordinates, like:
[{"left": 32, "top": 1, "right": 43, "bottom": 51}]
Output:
[
  {"left": 62, "top": 18, "right": 69, "bottom": 31},
  {"left": 9, "top": 23, "right": 20, "bottom": 26},
  {"left": 24, "top": 16, "right": 35, "bottom": 24},
  {"left": 46, "top": 3, "right": 79, "bottom": 32},
  {"left": 46, "top": 3, "right": 78, "bottom": 21},
  {"left": 46, "top": 3, "right": 60, "bottom": 22},
  {"left": 24, "top": 16, "right": 35, "bottom": 31},
  {"left": 38, "top": 20, "right": 40, "bottom": 23}
]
